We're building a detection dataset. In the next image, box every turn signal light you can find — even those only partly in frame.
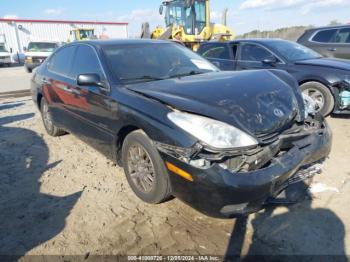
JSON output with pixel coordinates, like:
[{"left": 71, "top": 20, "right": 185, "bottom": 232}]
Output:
[{"left": 166, "top": 162, "right": 193, "bottom": 182}]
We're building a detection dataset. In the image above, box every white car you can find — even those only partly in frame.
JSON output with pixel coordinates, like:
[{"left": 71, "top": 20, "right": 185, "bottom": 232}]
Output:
[
  {"left": 24, "top": 41, "right": 59, "bottom": 73},
  {"left": 0, "top": 44, "right": 12, "bottom": 66}
]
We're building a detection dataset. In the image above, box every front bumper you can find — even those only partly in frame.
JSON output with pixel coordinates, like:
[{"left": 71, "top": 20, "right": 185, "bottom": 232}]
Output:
[
  {"left": 25, "top": 62, "right": 41, "bottom": 70},
  {"left": 159, "top": 123, "right": 332, "bottom": 218}
]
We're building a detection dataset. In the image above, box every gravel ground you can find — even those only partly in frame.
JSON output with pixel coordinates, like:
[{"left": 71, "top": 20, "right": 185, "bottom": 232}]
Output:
[
  {"left": 0, "top": 66, "right": 32, "bottom": 93},
  {"left": 0, "top": 97, "right": 349, "bottom": 259}
]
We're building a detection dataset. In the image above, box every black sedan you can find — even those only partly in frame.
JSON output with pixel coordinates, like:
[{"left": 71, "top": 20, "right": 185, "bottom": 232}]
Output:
[
  {"left": 31, "top": 40, "right": 331, "bottom": 218},
  {"left": 198, "top": 39, "right": 350, "bottom": 116}
]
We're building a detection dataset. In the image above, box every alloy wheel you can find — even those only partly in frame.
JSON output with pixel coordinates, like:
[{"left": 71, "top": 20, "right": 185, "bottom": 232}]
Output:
[{"left": 126, "top": 143, "right": 156, "bottom": 193}]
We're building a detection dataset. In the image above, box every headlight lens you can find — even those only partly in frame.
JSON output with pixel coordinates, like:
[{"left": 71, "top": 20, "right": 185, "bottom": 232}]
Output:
[
  {"left": 167, "top": 112, "right": 258, "bottom": 149},
  {"left": 302, "top": 93, "right": 317, "bottom": 117}
]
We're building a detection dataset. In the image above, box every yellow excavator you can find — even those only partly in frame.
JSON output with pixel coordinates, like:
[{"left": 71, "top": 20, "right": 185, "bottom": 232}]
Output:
[
  {"left": 141, "top": 0, "right": 234, "bottom": 51},
  {"left": 69, "top": 29, "right": 95, "bottom": 42}
]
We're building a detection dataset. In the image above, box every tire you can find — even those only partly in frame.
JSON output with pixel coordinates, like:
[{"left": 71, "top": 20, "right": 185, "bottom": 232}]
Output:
[
  {"left": 25, "top": 66, "right": 32, "bottom": 73},
  {"left": 300, "top": 81, "right": 334, "bottom": 117},
  {"left": 122, "top": 130, "right": 172, "bottom": 204},
  {"left": 40, "top": 98, "right": 65, "bottom": 137}
]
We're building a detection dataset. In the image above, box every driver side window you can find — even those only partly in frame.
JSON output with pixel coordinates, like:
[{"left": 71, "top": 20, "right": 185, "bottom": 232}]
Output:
[
  {"left": 240, "top": 44, "right": 275, "bottom": 62},
  {"left": 71, "top": 45, "right": 104, "bottom": 80}
]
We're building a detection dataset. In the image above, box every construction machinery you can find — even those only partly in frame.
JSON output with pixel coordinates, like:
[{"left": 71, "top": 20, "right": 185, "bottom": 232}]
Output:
[
  {"left": 69, "top": 29, "right": 95, "bottom": 42},
  {"left": 141, "top": 0, "right": 234, "bottom": 51}
]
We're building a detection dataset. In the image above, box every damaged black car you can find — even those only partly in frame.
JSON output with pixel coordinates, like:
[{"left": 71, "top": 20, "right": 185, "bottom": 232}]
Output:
[{"left": 31, "top": 40, "right": 332, "bottom": 218}]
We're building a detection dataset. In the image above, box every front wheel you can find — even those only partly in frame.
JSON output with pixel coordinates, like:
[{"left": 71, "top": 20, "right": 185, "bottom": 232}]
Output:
[
  {"left": 300, "top": 81, "right": 334, "bottom": 117},
  {"left": 122, "top": 130, "right": 172, "bottom": 204}
]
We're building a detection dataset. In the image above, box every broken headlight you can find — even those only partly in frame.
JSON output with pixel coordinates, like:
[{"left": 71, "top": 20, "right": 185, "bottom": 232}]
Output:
[{"left": 167, "top": 112, "right": 258, "bottom": 149}]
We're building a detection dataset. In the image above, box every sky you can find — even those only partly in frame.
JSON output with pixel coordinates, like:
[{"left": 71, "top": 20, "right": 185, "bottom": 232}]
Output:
[{"left": 1, "top": 0, "right": 350, "bottom": 37}]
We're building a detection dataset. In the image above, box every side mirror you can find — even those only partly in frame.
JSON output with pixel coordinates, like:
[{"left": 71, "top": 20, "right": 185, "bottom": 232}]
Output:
[
  {"left": 262, "top": 57, "right": 278, "bottom": 65},
  {"left": 77, "top": 74, "right": 107, "bottom": 89},
  {"left": 159, "top": 5, "right": 163, "bottom": 15}
]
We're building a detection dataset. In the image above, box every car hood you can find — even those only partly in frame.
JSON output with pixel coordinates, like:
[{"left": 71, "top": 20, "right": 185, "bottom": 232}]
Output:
[
  {"left": 126, "top": 70, "right": 300, "bottom": 136},
  {"left": 295, "top": 58, "right": 350, "bottom": 70}
]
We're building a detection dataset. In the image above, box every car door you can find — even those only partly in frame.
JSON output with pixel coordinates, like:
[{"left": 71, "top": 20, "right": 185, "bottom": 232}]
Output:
[
  {"left": 236, "top": 43, "right": 281, "bottom": 70},
  {"left": 198, "top": 43, "right": 236, "bottom": 70},
  {"left": 44, "top": 45, "right": 77, "bottom": 129},
  {"left": 68, "top": 44, "right": 115, "bottom": 158},
  {"left": 331, "top": 27, "right": 350, "bottom": 59},
  {"left": 307, "top": 28, "right": 338, "bottom": 57}
]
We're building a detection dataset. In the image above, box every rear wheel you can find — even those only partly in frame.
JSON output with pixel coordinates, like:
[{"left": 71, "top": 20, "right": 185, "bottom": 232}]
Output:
[
  {"left": 122, "top": 130, "right": 171, "bottom": 204},
  {"left": 40, "top": 98, "right": 65, "bottom": 137},
  {"left": 300, "top": 81, "right": 334, "bottom": 117}
]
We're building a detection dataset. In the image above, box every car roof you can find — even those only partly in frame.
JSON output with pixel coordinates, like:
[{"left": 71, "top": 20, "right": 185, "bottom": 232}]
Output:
[
  {"left": 306, "top": 24, "right": 350, "bottom": 31},
  {"left": 202, "top": 38, "right": 291, "bottom": 45},
  {"left": 72, "top": 39, "right": 173, "bottom": 47}
]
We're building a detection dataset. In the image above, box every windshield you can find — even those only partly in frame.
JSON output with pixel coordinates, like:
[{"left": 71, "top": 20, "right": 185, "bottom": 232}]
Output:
[
  {"left": 266, "top": 41, "right": 322, "bottom": 61},
  {"left": 0, "top": 45, "right": 8, "bottom": 52},
  {"left": 79, "top": 30, "right": 94, "bottom": 39},
  {"left": 165, "top": 0, "right": 206, "bottom": 35},
  {"left": 103, "top": 42, "right": 218, "bottom": 84},
  {"left": 28, "top": 42, "right": 58, "bottom": 52}
]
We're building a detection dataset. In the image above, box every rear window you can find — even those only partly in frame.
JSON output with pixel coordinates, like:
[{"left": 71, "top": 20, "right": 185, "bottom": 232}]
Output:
[
  {"left": 312, "top": 29, "right": 337, "bottom": 43},
  {"left": 334, "top": 28, "right": 350, "bottom": 43}
]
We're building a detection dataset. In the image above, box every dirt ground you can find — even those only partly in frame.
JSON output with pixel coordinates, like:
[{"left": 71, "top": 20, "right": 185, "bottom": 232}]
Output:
[{"left": 0, "top": 96, "right": 350, "bottom": 260}]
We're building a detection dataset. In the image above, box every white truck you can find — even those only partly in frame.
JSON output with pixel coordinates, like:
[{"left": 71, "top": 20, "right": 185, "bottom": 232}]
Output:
[
  {"left": 0, "top": 34, "right": 12, "bottom": 67},
  {"left": 24, "top": 41, "right": 60, "bottom": 73}
]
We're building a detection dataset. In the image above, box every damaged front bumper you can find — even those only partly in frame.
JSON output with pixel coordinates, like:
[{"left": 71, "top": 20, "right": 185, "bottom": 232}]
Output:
[{"left": 156, "top": 119, "right": 332, "bottom": 218}]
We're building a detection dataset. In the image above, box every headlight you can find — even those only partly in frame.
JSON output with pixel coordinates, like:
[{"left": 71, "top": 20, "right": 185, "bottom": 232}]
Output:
[
  {"left": 167, "top": 112, "right": 258, "bottom": 149},
  {"left": 302, "top": 93, "right": 317, "bottom": 117}
]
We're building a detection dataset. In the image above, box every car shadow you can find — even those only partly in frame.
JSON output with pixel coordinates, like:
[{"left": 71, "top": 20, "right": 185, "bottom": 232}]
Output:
[
  {"left": 0, "top": 102, "right": 24, "bottom": 111},
  {"left": 0, "top": 115, "right": 82, "bottom": 259},
  {"left": 0, "top": 113, "right": 35, "bottom": 126},
  {"left": 225, "top": 186, "right": 347, "bottom": 261}
]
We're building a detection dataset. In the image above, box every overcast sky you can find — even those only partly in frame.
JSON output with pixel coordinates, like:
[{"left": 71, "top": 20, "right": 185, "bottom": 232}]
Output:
[{"left": 1, "top": 0, "right": 350, "bottom": 36}]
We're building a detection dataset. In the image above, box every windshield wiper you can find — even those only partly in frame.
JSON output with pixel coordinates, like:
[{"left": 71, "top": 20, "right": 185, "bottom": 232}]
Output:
[
  {"left": 168, "top": 70, "right": 206, "bottom": 79},
  {"left": 120, "top": 75, "right": 165, "bottom": 83}
]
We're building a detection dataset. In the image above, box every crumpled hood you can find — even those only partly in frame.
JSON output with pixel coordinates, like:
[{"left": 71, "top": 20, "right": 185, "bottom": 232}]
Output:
[
  {"left": 295, "top": 58, "right": 350, "bottom": 71},
  {"left": 127, "top": 70, "right": 300, "bottom": 135}
]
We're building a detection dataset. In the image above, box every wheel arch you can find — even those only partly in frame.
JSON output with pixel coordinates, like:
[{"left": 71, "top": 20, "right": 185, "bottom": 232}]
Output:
[
  {"left": 37, "top": 92, "right": 43, "bottom": 110},
  {"left": 115, "top": 125, "right": 142, "bottom": 166}
]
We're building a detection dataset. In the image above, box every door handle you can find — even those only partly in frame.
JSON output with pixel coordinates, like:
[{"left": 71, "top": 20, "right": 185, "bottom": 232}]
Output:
[
  {"left": 63, "top": 87, "right": 74, "bottom": 93},
  {"left": 327, "top": 48, "right": 337, "bottom": 52},
  {"left": 42, "top": 78, "right": 50, "bottom": 85}
]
